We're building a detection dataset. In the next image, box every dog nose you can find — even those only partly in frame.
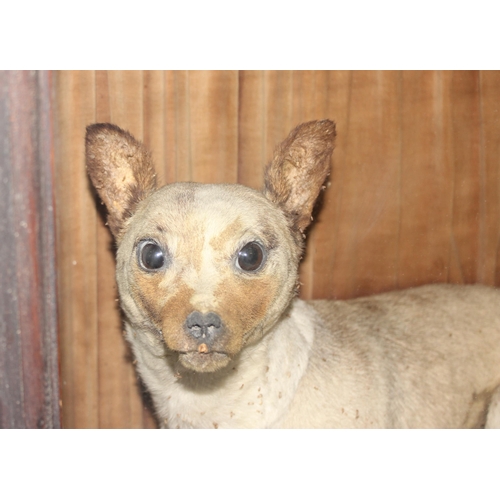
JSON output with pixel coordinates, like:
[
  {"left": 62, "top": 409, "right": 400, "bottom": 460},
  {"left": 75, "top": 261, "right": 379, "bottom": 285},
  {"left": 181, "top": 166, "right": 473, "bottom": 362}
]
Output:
[{"left": 185, "top": 311, "right": 223, "bottom": 341}]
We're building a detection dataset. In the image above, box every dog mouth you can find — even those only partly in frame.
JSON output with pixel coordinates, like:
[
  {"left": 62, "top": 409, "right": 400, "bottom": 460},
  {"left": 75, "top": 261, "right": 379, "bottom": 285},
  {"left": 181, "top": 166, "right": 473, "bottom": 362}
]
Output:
[{"left": 178, "top": 348, "right": 231, "bottom": 373}]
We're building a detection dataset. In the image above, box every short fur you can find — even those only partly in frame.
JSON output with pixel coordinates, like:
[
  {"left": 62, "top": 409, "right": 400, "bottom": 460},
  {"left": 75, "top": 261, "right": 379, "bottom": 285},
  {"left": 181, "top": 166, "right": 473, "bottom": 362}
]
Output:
[{"left": 86, "top": 120, "right": 500, "bottom": 428}]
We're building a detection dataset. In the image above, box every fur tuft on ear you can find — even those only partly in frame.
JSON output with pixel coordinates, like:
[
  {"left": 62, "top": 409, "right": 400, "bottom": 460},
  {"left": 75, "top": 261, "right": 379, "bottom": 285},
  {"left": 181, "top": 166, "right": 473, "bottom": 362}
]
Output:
[
  {"left": 263, "top": 120, "right": 336, "bottom": 233},
  {"left": 86, "top": 123, "right": 157, "bottom": 239}
]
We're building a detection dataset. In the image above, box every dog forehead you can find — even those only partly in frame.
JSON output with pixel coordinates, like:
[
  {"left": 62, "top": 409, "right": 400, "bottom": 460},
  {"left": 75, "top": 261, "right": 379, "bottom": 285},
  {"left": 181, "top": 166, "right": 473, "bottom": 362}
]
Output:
[{"left": 138, "top": 182, "right": 284, "bottom": 235}]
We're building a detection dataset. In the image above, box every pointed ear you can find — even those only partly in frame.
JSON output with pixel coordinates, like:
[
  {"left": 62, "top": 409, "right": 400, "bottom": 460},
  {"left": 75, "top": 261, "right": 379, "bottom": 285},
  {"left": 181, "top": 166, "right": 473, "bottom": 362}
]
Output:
[
  {"left": 85, "top": 123, "right": 157, "bottom": 238},
  {"left": 263, "top": 120, "right": 336, "bottom": 233}
]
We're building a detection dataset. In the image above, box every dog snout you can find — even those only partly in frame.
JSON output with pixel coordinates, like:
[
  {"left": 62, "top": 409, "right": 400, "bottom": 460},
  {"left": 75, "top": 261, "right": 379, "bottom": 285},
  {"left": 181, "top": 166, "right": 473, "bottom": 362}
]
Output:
[{"left": 185, "top": 311, "right": 223, "bottom": 341}]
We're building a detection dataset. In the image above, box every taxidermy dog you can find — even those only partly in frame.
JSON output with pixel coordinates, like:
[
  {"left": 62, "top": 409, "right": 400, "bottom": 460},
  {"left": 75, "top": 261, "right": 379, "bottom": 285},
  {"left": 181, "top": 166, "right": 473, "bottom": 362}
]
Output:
[{"left": 86, "top": 120, "right": 500, "bottom": 428}]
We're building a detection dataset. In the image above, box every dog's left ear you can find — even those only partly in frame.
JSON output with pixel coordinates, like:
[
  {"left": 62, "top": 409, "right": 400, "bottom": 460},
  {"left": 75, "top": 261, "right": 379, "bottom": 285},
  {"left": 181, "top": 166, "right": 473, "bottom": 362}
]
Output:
[
  {"left": 263, "top": 120, "right": 336, "bottom": 233},
  {"left": 85, "top": 123, "right": 157, "bottom": 239}
]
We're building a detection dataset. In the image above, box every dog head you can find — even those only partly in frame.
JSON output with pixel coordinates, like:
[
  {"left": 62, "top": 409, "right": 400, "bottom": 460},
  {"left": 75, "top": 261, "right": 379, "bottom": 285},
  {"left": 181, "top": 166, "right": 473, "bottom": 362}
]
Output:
[{"left": 86, "top": 120, "right": 335, "bottom": 372}]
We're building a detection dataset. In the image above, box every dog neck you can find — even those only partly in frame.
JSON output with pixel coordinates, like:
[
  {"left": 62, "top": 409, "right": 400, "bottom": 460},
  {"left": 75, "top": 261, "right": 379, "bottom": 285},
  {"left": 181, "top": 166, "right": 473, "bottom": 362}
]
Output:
[{"left": 125, "top": 298, "right": 316, "bottom": 428}]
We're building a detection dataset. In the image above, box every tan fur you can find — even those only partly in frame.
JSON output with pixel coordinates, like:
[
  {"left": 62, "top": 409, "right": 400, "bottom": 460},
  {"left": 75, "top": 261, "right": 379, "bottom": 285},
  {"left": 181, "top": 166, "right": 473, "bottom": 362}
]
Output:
[
  {"left": 209, "top": 218, "right": 244, "bottom": 252},
  {"left": 86, "top": 120, "right": 500, "bottom": 428},
  {"left": 214, "top": 273, "right": 280, "bottom": 350}
]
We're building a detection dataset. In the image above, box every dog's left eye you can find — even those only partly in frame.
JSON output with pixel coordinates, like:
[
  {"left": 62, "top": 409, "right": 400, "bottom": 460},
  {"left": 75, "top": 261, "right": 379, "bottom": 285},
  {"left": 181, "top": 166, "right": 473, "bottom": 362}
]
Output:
[
  {"left": 137, "top": 240, "right": 166, "bottom": 271},
  {"left": 236, "top": 241, "right": 265, "bottom": 272}
]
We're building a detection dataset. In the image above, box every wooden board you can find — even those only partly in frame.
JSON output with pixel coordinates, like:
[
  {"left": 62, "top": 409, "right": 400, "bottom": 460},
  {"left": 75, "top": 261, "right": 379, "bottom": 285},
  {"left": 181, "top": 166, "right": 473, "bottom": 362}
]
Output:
[
  {"left": 54, "top": 70, "right": 500, "bottom": 428},
  {"left": 0, "top": 71, "right": 60, "bottom": 428}
]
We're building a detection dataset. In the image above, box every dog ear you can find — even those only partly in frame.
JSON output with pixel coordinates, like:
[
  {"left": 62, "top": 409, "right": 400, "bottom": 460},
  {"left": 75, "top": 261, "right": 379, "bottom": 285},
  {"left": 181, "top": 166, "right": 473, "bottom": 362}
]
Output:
[
  {"left": 263, "top": 120, "right": 336, "bottom": 233},
  {"left": 85, "top": 123, "right": 157, "bottom": 238}
]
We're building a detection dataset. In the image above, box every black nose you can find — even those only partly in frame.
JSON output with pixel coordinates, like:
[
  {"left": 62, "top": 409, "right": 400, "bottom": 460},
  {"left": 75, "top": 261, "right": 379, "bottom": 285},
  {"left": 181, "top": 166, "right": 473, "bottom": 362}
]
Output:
[{"left": 185, "top": 311, "right": 223, "bottom": 341}]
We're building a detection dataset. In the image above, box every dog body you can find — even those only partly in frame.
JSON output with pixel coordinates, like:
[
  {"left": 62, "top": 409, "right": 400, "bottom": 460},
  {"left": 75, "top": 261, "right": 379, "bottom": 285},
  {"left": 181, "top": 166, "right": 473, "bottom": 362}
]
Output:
[
  {"left": 86, "top": 120, "right": 500, "bottom": 428},
  {"left": 125, "top": 285, "right": 500, "bottom": 429}
]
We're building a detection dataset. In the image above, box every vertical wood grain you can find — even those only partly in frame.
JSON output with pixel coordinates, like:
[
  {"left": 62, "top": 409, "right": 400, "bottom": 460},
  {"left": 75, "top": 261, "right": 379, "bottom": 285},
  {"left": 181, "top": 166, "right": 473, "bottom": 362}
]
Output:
[
  {"left": 446, "top": 71, "right": 482, "bottom": 284},
  {"left": 398, "top": 71, "right": 455, "bottom": 289},
  {"left": 187, "top": 71, "right": 239, "bottom": 184},
  {"left": 55, "top": 70, "right": 98, "bottom": 428},
  {"left": 324, "top": 71, "right": 402, "bottom": 299},
  {"left": 54, "top": 70, "right": 500, "bottom": 428},
  {"left": 479, "top": 72, "right": 500, "bottom": 286},
  {"left": 263, "top": 71, "right": 294, "bottom": 161},
  {"left": 143, "top": 70, "right": 166, "bottom": 186},
  {"left": 0, "top": 71, "right": 60, "bottom": 428},
  {"left": 165, "top": 70, "right": 191, "bottom": 182},
  {"left": 238, "top": 71, "right": 266, "bottom": 189}
]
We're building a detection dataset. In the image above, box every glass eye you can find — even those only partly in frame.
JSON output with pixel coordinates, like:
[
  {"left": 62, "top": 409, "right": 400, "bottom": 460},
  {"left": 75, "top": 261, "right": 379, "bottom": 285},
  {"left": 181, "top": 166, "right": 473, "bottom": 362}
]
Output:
[
  {"left": 138, "top": 241, "right": 166, "bottom": 271},
  {"left": 237, "top": 241, "right": 265, "bottom": 272}
]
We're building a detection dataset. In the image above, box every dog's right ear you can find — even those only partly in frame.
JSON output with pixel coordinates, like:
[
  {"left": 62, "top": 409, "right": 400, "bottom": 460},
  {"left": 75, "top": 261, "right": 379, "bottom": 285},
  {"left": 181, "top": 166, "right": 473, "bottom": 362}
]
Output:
[{"left": 85, "top": 123, "right": 157, "bottom": 239}]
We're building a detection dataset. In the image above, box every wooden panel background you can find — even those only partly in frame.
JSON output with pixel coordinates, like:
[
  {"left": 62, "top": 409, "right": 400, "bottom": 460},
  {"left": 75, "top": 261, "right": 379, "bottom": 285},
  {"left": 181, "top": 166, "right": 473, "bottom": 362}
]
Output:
[
  {"left": 0, "top": 71, "right": 60, "bottom": 428},
  {"left": 54, "top": 70, "right": 500, "bottom": 428}
]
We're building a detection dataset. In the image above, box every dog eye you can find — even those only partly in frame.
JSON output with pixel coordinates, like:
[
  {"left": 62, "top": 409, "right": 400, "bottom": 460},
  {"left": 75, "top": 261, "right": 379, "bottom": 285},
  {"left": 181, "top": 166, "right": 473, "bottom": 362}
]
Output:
[
  {"left": 236, "top": 242, "right": 265, "bottom": 272},
  {"left": 137, "top": 241, "right": 166, "bottom": 271}
]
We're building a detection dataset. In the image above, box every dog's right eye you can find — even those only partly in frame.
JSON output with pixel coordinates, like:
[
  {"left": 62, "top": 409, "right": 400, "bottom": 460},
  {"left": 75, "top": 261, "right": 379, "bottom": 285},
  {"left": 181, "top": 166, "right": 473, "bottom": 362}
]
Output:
[
  {"left": 137, "top": 241, "right": 166, "bottom": 271},
  {"left": 236, "top": 241, "right": 265, "bottom": 272}
]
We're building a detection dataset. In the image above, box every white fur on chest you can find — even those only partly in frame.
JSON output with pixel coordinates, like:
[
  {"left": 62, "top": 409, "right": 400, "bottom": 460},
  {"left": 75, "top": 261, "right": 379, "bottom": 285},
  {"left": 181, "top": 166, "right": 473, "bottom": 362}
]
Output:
[{"left": 126, "top": 299, "right": 315, "bottom": 428}]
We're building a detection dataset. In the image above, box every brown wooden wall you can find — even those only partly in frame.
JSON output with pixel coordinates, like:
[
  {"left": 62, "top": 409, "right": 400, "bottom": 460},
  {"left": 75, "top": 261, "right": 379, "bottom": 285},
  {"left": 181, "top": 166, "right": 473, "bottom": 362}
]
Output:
[{"left": 54, "top": 70, "right": 500, "bottom": 428}]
